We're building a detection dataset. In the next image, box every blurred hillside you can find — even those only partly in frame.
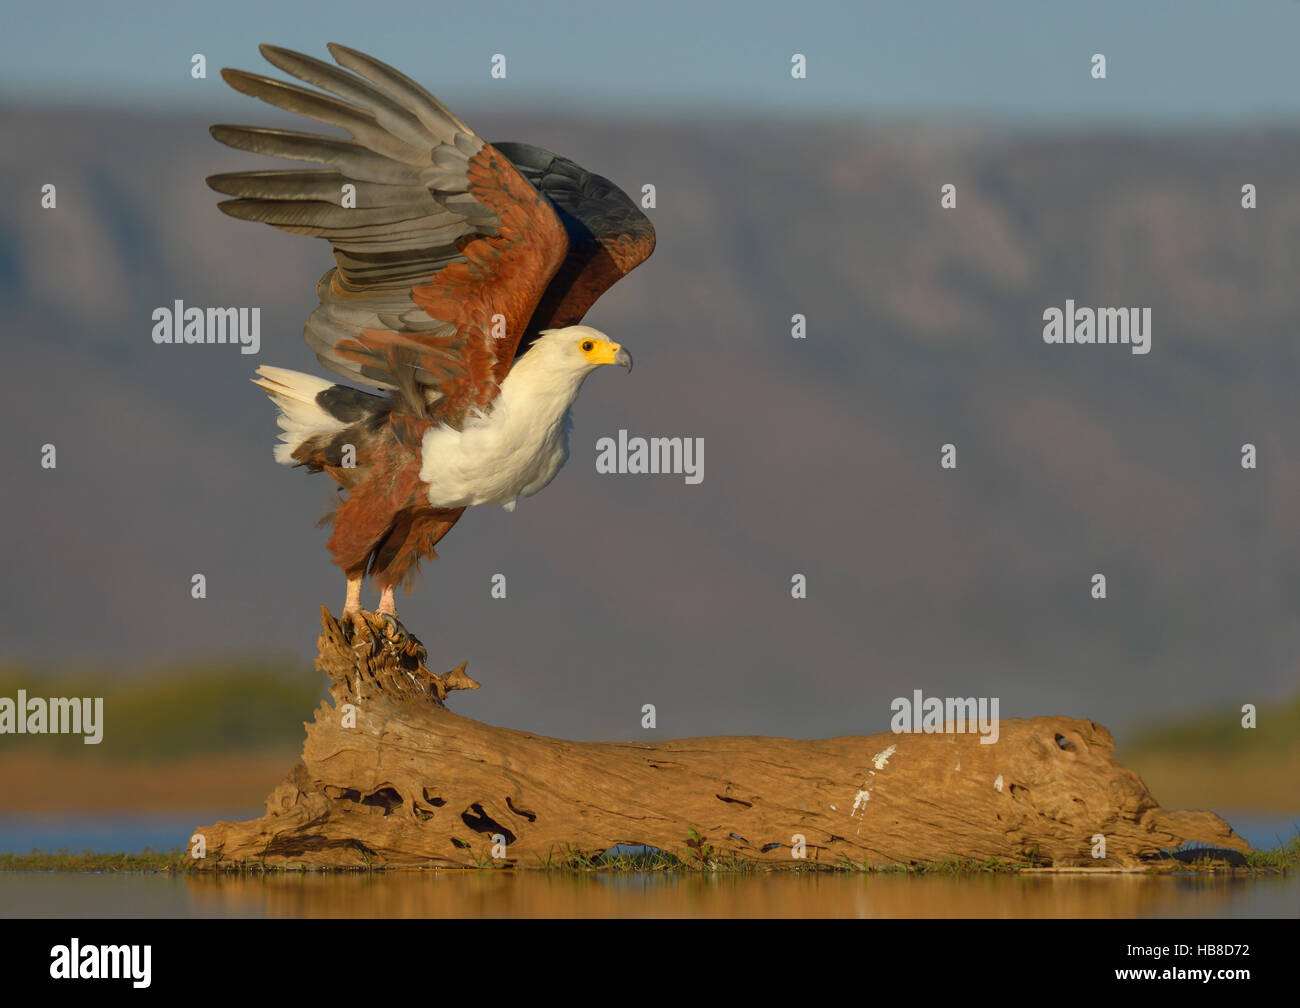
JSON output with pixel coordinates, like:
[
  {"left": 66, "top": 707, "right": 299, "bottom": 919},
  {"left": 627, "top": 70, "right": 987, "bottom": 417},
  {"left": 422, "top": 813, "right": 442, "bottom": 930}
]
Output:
[
  {"left": 0, "top": 664, "right": 315, "bottom": 813},
  {"left": 0, "top": 665, "right": 320, "bottom": 759},
  {"left": 1, "top": 103, "right": 1297, "bottom": 744},
  {"left": 1120, "top": 695, "right": 1300, "bottom": 813}
]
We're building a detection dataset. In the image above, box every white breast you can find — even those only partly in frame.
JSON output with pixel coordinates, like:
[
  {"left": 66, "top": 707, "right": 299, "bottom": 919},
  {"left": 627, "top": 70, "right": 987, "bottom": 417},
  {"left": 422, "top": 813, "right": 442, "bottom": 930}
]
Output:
[{"left": 418, "top": 351, "right": 587, "bottom": 510}]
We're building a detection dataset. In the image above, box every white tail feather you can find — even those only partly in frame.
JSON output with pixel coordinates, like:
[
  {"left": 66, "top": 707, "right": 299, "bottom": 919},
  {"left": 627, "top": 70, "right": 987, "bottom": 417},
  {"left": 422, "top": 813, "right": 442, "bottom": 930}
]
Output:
[{"left": 252, "top": 366, "right": 348, "bottom": 464}]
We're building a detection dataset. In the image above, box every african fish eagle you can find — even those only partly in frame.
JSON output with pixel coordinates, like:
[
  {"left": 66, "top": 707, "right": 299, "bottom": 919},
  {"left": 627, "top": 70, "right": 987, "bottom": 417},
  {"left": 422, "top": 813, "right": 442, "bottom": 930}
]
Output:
[{"left": 207, "top": 44, "right": 654, "bottom": 630}]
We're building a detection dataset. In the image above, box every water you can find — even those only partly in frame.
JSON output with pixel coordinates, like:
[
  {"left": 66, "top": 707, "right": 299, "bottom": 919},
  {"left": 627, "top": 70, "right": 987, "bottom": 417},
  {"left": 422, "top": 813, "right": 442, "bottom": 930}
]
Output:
[
  {"left": 0, "top": 813, "right": 248, "bottom": 857},
  {"left": 0, "top": 868, "right": 1294, "bottom": 918}
]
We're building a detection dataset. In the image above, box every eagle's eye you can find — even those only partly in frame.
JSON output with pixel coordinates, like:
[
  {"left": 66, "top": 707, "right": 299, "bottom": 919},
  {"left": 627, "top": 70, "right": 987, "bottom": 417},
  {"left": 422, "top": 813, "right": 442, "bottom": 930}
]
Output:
[{"left": 580, "top": 339, "right": 595, "bottom": 352}]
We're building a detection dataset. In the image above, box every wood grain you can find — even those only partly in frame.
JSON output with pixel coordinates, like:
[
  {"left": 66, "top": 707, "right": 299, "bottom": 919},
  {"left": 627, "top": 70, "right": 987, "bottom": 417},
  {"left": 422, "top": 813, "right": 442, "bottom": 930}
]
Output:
[{"left": 192, "top": 609, "right": 1248, "bottom": 869}]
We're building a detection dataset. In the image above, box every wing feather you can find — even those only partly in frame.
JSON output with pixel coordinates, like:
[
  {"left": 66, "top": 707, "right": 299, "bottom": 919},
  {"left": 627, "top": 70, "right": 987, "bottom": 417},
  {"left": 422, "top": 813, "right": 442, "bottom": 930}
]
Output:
[
  {"left": 208, "top": 45, "right": 568, "bottom": 425},
  {"left": 493, "top": 141, "right": 656, "bottom": 345}
]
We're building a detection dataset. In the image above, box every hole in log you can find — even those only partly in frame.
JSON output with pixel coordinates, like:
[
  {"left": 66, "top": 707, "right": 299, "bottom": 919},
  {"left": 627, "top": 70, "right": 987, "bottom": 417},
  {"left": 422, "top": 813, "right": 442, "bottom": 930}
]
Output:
[
  {"left": 506, "top": 796, "right": 537, "bottom": 822},
  {"left": 362, "top": 787, "right": 403, "bottom": 815},
  {"left": 422, "top": 789, "right": 446, "bottom": 807},
  {"left": 461, "top": 802, "right": 517, "bottom": 844},
  {"left": 601, "top": 843, "right": 669, "bottom": 858},
  {"left": 729, "top": 832, "right": 749, "bottom": 843},
  {"left": 761, "top": 842, "right": 784, "bottom": 853},
  {"left": 450, "top": 837, "right": 471, "bottom": 850},
  {"left": 1055, "top": 733, "right": 1077, "bottom": 752},
  {"left": 1170, "top": 846, "right": 1248, "bottom": 867},
  {"left": 716, "top": 794, "right": 753, "bottom": 807},
  {"left": 323, "top": 786, "right": 362, "bottom": 802}
]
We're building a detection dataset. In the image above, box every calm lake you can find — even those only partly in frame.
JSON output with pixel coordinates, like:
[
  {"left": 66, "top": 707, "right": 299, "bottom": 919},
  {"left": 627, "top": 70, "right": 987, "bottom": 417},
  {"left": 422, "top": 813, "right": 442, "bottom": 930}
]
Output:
[{"left": 0, "top": 868, "right": 1295, "bottom": 918}]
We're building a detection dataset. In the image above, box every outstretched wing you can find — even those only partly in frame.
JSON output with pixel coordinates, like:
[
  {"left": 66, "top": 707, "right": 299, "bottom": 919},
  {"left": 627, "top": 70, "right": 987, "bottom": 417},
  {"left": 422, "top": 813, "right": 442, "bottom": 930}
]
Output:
[
  {"left": 491, "top": 141, "right": 655, "bottom": 352},
  {"left": 207, "top": 44, "right": 568, "bottom": 427}
]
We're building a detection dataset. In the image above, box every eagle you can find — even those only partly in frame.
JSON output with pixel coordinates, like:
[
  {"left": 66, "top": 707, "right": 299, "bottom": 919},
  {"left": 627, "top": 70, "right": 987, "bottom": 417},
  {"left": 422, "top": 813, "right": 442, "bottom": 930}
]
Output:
[{"left": 207, "top": 44, "right": 654, "bottom": 633}]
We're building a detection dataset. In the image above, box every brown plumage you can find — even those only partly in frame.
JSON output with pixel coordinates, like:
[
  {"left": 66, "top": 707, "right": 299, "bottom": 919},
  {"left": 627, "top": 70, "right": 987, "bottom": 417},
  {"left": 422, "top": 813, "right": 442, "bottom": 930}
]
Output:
[{"left": 209, "top": 44, "right": 654, "bottom": 619}]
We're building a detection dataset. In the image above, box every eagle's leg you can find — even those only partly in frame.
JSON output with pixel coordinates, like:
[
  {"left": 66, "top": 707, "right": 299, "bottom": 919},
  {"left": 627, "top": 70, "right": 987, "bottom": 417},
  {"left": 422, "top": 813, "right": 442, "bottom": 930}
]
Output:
[
  {"left": 342, "top": 575, "right": 363, "bottom": 619},
  {"left": 376, "top": 585, "right": 411, "bottom": 644}
]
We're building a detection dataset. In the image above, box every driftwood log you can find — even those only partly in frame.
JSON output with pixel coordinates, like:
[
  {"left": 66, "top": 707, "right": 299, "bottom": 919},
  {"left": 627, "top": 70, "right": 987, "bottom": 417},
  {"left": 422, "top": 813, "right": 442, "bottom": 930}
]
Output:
[{"left": 192, "top": 609, "right": 1248, "bottom": 869}]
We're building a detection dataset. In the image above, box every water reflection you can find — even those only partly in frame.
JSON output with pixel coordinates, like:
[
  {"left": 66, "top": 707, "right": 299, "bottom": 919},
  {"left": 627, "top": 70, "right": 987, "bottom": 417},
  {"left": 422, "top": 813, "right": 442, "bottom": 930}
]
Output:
[{"left": 4, "top": 870, "right": 1294, "bottom": 918}]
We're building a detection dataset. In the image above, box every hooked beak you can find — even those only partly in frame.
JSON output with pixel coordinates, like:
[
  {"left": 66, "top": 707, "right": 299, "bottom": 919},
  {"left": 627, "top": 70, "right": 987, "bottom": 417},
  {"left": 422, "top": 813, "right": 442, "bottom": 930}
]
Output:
[{"left": 614, "top": 346, "right": 633, "bottom": 373}]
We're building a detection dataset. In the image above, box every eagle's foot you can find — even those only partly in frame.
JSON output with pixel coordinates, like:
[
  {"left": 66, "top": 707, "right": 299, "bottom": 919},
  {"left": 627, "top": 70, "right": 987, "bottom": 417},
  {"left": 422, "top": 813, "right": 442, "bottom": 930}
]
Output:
[
  {"left": 339, "top": 610, "right": 423, "bottom": 665},
  {"left": 368, "top": 613, "right": 424, "bottom": 664},
  {"left": 378, "top": 612, "right": 410, "bottom": 646}
]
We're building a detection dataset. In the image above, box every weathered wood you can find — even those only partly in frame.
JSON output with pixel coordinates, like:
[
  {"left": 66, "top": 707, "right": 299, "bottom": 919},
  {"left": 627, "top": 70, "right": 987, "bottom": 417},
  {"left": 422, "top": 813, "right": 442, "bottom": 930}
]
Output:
[{"left": 191, "top": 609, "right": 1248, "bottom": 869}]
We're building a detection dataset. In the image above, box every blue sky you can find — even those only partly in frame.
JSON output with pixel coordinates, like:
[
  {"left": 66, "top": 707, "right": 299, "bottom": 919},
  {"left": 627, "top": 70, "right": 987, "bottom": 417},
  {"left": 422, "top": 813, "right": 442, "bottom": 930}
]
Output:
[{"left": 3, "top": 0, "right": 1299, "bottom": 123}]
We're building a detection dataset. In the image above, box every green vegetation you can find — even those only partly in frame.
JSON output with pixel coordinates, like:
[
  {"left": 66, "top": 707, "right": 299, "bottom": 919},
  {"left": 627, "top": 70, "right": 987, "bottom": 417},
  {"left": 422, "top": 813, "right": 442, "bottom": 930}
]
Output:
[
  {"left": 0, "top": 849, "right": 191, "bottom": 872},
  {"left": 1122, "top": 693, "right": 1300, "bottom": 757},
  {"left": 1117, "top": 693, "right": 1299, "bottom": 812},
  {"left": 0, "top": 662, "right": 321, "bottom": 759},
  {"left": 1244, "top": 834, "right": 1300, "bottom": 870},
  {"left": 834, "top": 853, "right": 1041, "bottom": 874},
  {"left": 538, "top": 842, "right": 753, "bottom": 873}
]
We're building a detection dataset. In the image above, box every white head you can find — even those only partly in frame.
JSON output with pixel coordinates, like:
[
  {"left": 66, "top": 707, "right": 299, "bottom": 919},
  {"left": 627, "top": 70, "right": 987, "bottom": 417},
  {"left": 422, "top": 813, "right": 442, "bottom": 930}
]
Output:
[{"left": 527, "top": 325, "right": 633, "bottom": 375}]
